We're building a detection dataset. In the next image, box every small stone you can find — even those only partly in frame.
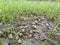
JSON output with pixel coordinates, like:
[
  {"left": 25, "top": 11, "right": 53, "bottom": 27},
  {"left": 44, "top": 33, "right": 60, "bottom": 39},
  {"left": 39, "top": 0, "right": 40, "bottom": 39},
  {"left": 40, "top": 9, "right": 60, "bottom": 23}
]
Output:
[
  {"left": 28, "top": 34, "right": 32, "bottom": 38},
  {"left": 20, "top": 26, "right": 24, "bottom": 29},
  {"left": 24, "top": 25, "right": 28, "bottom": 28},
  {"left": 8, "top": 34, "right": 13, "bottom": 39},
  {"left": 33, "top": 30, "right": 39, "bottom": 33},
  {"left": 0, "top": 23, "right": 2, "bottom": 25},
  {"left": 34, "top": 20, "right": 38, "bottom": 24},
  {"left": 32, "top": 25, "right": 37, "bottom": 29},
  {"left": 18, "top": 39, "right": 22, "bottom": 44},
  {"left": 38, "top": 19, "right": 41, "bottom": 21},
  {"left": 0, "top": 31, "right": 3, "bottom": 34},
  {"left": 30, "top": 30, "right": 33, "bottom": 34},
  {"left": 31, "top": 22, "right": 35, "bottom": 25},
  {"left": 48, "top": 27, "right": 51, "bottom": 29},
  {"left": 15, "top": 36, "right": 19, "bottom": 40},
  {"left": 21, "top": 29, "right": 25, "bottom": 32},
  {"left": 19, "top": 33, "right": 23, "bottom": 36},
  {"left": 45, "top": 23, "right": 49, "bottom": 27}
]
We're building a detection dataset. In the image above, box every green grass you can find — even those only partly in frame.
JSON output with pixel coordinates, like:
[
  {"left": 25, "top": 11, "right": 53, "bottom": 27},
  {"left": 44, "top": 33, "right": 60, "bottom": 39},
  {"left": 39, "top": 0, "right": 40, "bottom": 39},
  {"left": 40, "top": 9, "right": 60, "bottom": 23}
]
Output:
[
  {"left": 0, "top": 1, "right": 59, "bottom": 23},
  {"left": 0, "top": 39, "right": 2, "bottom": 45},
  {"left": 44, "top": 15, "right": 60, "bottom": 45}
]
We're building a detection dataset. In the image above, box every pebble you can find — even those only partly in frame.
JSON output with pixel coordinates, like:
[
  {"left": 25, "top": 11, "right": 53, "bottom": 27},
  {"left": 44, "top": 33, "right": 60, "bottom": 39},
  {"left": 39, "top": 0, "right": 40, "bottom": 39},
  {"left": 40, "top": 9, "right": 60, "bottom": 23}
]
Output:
[
  {"left": 28, "top": 34, "right": 32, "bottom": 38},
  {"left": 34, "top": 20, "right": 38, "bottom": 24},
  {"left": 33, "top": 30, "right": 39, "bottom": 33},
  {"left": 18, "top": 39, "right": 22, "bottom": 44},
  {"left": 20, "top": 26, "right": 24, "bottom": 29},
  {"left": 24, "top": 25, "right": 28, "bottom": 28},
  {"left": 38, "top": 19, "right": 41, "bottom": 21},
  {"left": 8, "top": 34, "right": 13, "bottom": 39},
  {"left": 31, "top": 22, "right": 36, "bottom": 25},
  {"left": 0, "top": 31, "right": 3, "bottom": 34},
  {"left": 15, "top": 36, "right": 19, "bottom": 40},
  {"left": 0, "top": 23, "right": 2, "bottom": 25},
  {"left": 32, "top": 25, "right": 37, "bottom": 29},
  {"left": 19, "top": 33, "right": 23, "bottom": 36},
  {"left": 21, "top": 29, "right": 25, "bottom": 33},
  {"left": 45, "top": 23, "right": 49, "bottom": 27},
  {"left": 30, "top": 30, "right": 33, "bottom": 34},
  {"left": 48, "top": 27, "right": 51, "bottom": 29}
]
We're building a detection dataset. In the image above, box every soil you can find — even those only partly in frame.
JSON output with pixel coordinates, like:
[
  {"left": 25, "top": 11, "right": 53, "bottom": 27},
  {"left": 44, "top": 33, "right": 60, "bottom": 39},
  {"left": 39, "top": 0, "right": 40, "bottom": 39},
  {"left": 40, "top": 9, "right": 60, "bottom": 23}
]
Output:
[{"left": 0, "top": 13, "right": 60, "bottom": 45}]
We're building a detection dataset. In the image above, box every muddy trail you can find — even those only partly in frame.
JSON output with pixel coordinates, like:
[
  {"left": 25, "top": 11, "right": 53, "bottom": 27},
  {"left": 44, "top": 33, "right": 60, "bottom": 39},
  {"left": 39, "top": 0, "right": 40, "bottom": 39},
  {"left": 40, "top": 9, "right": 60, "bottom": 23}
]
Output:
[{"left": 0, "top": 13, "right": 60, "bottom": 45}]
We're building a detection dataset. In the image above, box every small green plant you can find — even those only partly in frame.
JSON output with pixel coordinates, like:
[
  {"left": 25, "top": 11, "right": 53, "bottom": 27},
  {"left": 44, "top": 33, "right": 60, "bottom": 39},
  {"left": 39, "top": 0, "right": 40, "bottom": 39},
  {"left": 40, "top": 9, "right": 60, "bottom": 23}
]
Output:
[
  {"left": 0, "top": 39, "right": 2, "bottom": 45},
  {"left": 44, "top": 15, "right": 60, "bottom": 45},
  {"left": 9, "top": 25, "right": 14, "bottom": 33}
]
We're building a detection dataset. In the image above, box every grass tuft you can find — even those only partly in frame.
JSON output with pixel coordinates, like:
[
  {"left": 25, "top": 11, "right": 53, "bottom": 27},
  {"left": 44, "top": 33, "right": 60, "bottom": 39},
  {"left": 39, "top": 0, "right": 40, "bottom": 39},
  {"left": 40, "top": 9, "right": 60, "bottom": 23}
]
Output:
[{"left": 0, "top": 1, "right": 59, "bottom": 23}]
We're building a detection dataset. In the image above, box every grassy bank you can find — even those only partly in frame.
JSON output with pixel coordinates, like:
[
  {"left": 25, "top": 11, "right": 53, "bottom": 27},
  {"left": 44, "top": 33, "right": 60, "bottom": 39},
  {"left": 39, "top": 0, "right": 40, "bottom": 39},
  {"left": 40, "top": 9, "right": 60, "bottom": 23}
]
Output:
[{"left": 0, "top": 1, "right": 59, "bottom": 23}]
